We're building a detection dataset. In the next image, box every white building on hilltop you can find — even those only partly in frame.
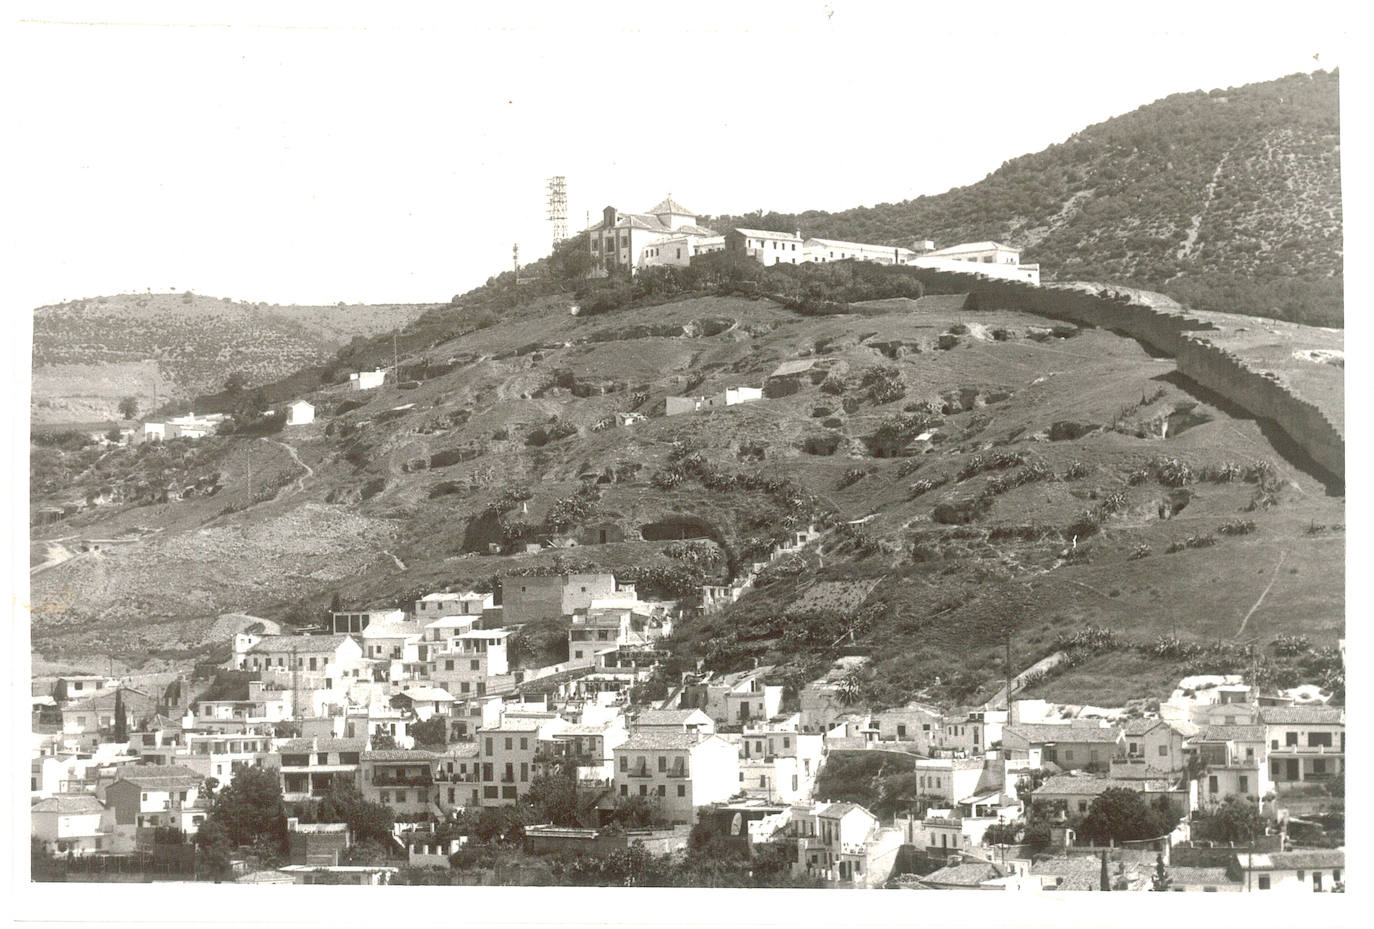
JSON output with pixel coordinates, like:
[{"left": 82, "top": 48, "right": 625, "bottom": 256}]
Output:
[
  {"left": 911, "top": 241, "right": 1040, "bottom": 284},
  {"left": 725, "top": 228, "right": 804, "bottom": 266},
  {"left": 589, "top": 198, "right": 720, "bottom": 274},
  {"left": 803, "top": 237, "right": 916, "bottom": 266}
]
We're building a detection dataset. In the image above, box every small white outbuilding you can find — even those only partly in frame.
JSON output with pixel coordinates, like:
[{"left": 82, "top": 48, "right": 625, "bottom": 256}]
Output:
[{"left": 286, "top": 400, "right": 315, "bottom": 426}]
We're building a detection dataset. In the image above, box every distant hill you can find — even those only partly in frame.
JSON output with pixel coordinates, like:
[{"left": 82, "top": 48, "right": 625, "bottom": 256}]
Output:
[
  {"left": 31, "top": 292, "right": 434, "bottom": 423},
  {"left": 709, "top": 70, "right": 1342, "bottom": 326}
]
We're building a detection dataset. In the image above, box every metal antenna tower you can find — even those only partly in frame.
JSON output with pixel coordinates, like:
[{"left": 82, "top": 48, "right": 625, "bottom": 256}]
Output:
[{"left": 546, "top": 175, "right": 568, "bottom": 246}]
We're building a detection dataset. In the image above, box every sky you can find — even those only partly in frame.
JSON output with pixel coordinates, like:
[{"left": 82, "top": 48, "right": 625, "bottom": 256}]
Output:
[{"left": 4, "top": 1, "right": 1358, "bottom": 310}]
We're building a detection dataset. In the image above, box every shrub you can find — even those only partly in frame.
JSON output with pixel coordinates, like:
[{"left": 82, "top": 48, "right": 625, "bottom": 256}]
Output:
[
  {"left": 837, "top": 468, "right": 868, "bottom": 490},
  {"left": 1061, "top": 460, "right": 1091, "bottom": 481},
  {"left": 1218, "top": 519, "right": 1256, "bottom": 536},
  {"left": 1166, "top": 533, "right": 1217, "bottom": 553}
]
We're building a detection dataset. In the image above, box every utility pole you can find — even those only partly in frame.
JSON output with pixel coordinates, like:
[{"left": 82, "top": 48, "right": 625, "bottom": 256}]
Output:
[
  {"left": 291, "top": 646, "right": 299, "bottom": 720},
  {"left": 1004, "top": 629, "right": 1014, "bottom": 716},
  {"left": 393, "top": 333, "right": 399, "bottom": 383}
]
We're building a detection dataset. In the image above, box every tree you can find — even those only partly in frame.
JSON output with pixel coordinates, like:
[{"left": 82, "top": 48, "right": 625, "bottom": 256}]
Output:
[
  {"left": 105, "top": 427, "right": 123, "bottom": 443},
  {"left": 194, "top": 818, "right": 233, "bottom": 879},
  {"left": 112, "top": 688, "right": 127, "bottom": 741},
  {"left": 208, "top": 766, "right": 288, "bottom": 852},
  {"left": 118, "top": 396, "right": 140, "bottom": 420},
  {"left": 224, "top": 372, "right": 247, "bottom": 396},
  {"left": 1078, "top": 788, "right": 1178, "bottom": 845},
  {"left": 525, "top": 773, "right": 581, "bottom": 826},
  {"left": 1192, "top": 795, "right": 1265, "bottom": 845},
  {"left": 409, "top": 716, "right": 448, "bottom": 749},
  {"left": 371, "top": 732, "right": 397, "bottom": 751},
  {"left": 1151, "top": 853, "right": 1172, "bottom": 891}
]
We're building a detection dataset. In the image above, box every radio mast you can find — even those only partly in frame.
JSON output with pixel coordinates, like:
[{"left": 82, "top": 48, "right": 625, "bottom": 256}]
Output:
[{"left": 546, "top": 176, "right": 568, "bottom": 247}]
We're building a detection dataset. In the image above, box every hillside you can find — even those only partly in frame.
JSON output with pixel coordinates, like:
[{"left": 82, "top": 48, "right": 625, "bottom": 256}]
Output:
[
  {"left": 709, "top": 70, "right": 1342, "bottom": 325},
  {"left": 30, "top": 284, "right": 1344, "bottom": 708},
  {"left": 31, "top": 292, "right": 433, "bottom": 424}
]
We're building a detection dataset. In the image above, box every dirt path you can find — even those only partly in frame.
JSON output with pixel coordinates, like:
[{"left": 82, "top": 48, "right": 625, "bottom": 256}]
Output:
[
  {"left": 983, "top": 650, "right": 1068, "bottom": 709},
  {"left": 266, "top": 438, "right": 314, "bottom": 495},
  {"left": 1237, "top": 550, "right": 1286, "bottom": 638},
  {"left": 1177, "top": 150, "right": 1230, "bottom": 261},
  {"left": 383, "top": 550, "right": 407, "bottom": 571},
  {"left": 30, "top": 543, "right": 85, "bottom": 577}
]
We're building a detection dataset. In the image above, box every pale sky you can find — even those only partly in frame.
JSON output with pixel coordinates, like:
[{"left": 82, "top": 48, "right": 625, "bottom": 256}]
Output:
[{"left": 5, "top": 0, "right": 1356, "bottom": 310}]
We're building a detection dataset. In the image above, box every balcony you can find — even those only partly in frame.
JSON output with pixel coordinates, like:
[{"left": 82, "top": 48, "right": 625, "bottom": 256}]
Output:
[
  {"left": 370, "top": 774, "right": 433, "bottom": 787},
  {"left": 1270, "top": 744, "right": 1343, "bottom": 755},
  {"left": 500, "top": 774, "right": 516, "bottom": 784}
]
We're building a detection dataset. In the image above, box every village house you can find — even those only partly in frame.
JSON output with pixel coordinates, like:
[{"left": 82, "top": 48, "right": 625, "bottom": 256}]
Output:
[
  {"left": 871, "top": 702, "right": 944, "bottom": 752},
  {"left": 360, "top": 749, "right": 442, "bottom": 818},
  {"left": 678, "top": 667, "right": 779, "bottom": 726},
  {"left": 330, "top": 609, "right": 406, "bottom": 635},
  {"left": 427, "top": 628, "right": 513, "bottom": 699},
  {"left": 1164, "top": 865, "right": 1242, "bottom": 892},
  {"left": 1188, "top": 724, "right": 1272, "bottom": 809},
  {"left": 500, "top": 572, "right": 621, "bottom": 625},
  {"left": 416, "top": 590, "right": 493, "bottom": 622},
  {"left": 285, "top": 400, "right": 315, "bottom": 426},
  {"left": 632, "top": 707, "right": 716, "bottom": 735},
  {"left": 664, "top": 386, "right": 763, "bottom": 417},
  {"left": 359, "top": 616, "right": 424, "bottom": 663},
  {"left": 613, "top": 731, "right": 740, "bottom": 826},
  {"left": 999, "top": 721, "right": 1124, "bottom": 773},
  {"left": 535, "top": 718, "right": 628, "bottom": 785},
  {"left": 936, "top": 708, "right": 1006, "bottom": 755},
  {"left": 914, "top": 757, "right": 988, "bottom": 807},
  {"left": 243, "top": 634, "right": 368, "bottom": 695},
  {"left": 1032, "top": 773, "right": 1189, "bottom": 821},
  {"left": 1119, "top": 717, "right": 1188, "bottom": 773},
  {"left": 725, "top": 228, "right": 804, "bottom": 266},
  {"left": 51, "top": 675, "right": 113, "bottom": 703},
  {"left": 101, "top": 764, "right": 208, "bottom": 839},
  {"left": 478, "top": 714, "right": 569, "bottom": 807},
  {"left": 138, "top": 731, "right": 272, "bottom": 783},
  {"left": 30, "top": 795, "right": 115, "bottom": 856},
  {"left": 349, "top": 369, "right": 387, "bottom": 391},
  {"left": 1231, "top": 849, "right": 1344, "bottom": 892},
  {"left": 266, "top": 737, "right": 365, "bottom": 802},
  {"left": 434, "top": 742, "right": 482, "bottom": 811},
  {"left": 912, "top": 855, "right": 1012, "bottom": 889},
  {"left": 792, "top": 801, "right": 903, "bottom": 888},
  {"left": 1259, "top": 705, "right": 1344, "bottom": 788},
  {"left": 60, "top": 687, "right": 156, "bottom": 747},
  {"left": 390, "top": 685, "right": 456, "bottom": 722}
]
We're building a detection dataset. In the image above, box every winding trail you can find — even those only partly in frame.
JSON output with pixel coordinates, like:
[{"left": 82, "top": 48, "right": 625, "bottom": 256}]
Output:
[
  {"left": 266, "top": 439, "right": 314, "bottom": 495},
  {"left": 1236, "top": 550, "right": 1286, "bottom": 638}
]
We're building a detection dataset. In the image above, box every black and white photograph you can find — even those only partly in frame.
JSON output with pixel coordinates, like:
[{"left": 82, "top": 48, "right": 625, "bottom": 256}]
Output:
[{"left": 6, "top": 2, "right": 1359, "bottom": 924}]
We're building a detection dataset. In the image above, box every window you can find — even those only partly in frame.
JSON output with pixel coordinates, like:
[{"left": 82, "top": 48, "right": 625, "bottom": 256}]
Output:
[
  {"left": 677, "top": 784, "right": 685, "bottom": 797},
  {"left": 620, "top": 785, "right": 628, "bottom": 796},
  {"left": 1286, "top": 732, "right": 1299, "bottom": 746},
  {"left": 520, "top": 738, "right": 528, "bottom": 751},
  {"left": 396, "top": 789, "right": 407, "bottom": 803},
  {"left": 380, "top": 790, "right": 390, "bottom": 802},
  {"left": 1159, "top": 744, "right": 1168, "bottom": 756},
  {"left": 1239, "top": 775, "right": 1249, "bottom": 793},
  {"left": 1064, "top": 750, "right": 1074, "bottom": 762},
  {"left": 639, "top": 785, "right": 647, "bottom": 796},
  {"left": 1297, "top": 870, "right": 1305, "bottom": 881},
  {"left": 657, "top": 785, "right": 666, "bottom": 797},
  {"left": 620, "top": 756, "right": 628, "bottom": 771},
  {"left": 485, "top": 738, "right": 493, "bottom": 755},
  {"left": 1258, "top": 875, "right": 1271, "bottom": 889},
  {"left": 505, "top": 738, "right": 513, "bottom": 751},
  {"left": 898, "top": 725, "right": 907, "bottom": 738},
  {"left": 471, "top": 660, "right": 480, "bottom": 671},
  {"left": 1208, "top": 776, "right": 1219, "bottom": 794},
  {"left": 658, "top": 756, "right": 667, "bottom": 772},
  {"left": 520, "top": 763, "right": 528, "bottom": 782}
]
